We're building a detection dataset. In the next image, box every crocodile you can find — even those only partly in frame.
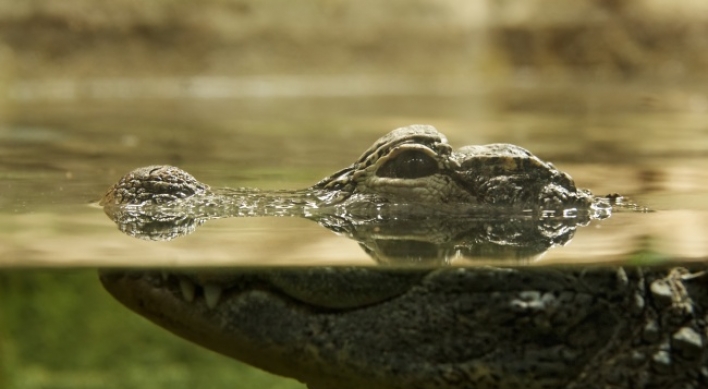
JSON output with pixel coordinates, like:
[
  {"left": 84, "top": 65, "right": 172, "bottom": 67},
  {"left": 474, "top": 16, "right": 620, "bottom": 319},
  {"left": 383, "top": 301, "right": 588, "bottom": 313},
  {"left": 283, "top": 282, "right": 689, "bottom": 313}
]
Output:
[{"left": 97, "top": 125, "right": 707, "bottom": 389}]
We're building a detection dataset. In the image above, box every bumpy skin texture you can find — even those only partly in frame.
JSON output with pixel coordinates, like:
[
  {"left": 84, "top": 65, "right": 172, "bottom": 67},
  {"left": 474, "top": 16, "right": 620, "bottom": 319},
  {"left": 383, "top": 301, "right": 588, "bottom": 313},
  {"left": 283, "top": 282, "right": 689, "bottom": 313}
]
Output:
[
  {"left": 100, "top": 165, "right": 210, "bottom": 206},
  {"left": 317, "top": 125, "right": 592, "bottom": 207},
  {"left": 100, "top": 266, "right": 708, "bottom": 389},
  {"left": 101, "top": 125, "right": 595, "bottom": 209},
  {"left": 98, "top": 125, "right": 676, "bottom": 388}
]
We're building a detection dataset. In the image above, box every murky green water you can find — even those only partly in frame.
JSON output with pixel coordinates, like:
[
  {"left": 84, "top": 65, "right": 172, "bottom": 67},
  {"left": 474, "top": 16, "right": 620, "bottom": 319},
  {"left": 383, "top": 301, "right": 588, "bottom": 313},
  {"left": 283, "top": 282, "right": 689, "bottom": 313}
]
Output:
[{"left": 3, "top": 80, "right": 708, "bottom": 388}]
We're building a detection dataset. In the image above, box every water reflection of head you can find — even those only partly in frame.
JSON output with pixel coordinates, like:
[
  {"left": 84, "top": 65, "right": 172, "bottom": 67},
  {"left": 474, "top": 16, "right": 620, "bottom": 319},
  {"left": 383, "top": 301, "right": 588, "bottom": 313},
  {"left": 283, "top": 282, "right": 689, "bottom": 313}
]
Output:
[{"left": 103, "top": 203, "right": 586, "bottom": 265}]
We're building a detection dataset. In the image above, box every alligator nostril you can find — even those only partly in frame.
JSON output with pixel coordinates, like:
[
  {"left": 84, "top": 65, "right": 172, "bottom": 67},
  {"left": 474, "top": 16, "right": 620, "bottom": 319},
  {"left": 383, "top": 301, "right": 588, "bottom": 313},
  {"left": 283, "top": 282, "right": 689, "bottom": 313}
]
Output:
[{"left": 101, "top": 165, "right": 210, "bottom": 206}]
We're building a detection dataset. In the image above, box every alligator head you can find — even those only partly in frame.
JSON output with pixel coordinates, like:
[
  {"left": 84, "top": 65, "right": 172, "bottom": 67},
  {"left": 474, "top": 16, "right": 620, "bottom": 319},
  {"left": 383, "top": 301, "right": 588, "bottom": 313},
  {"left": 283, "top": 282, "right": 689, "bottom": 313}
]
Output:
[
  {"left": 96, "top": 125, "right": 689, "bottom": 389},
  {"left": 100, "top": 125, "right": 607, "bottom": 215}
]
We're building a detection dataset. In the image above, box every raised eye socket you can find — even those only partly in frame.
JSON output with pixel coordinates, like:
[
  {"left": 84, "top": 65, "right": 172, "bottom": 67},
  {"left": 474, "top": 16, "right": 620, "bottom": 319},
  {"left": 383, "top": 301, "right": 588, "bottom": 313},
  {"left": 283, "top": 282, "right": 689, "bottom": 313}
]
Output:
[{"left": 376, "top": 150, "right": 439, "bottom": 179}]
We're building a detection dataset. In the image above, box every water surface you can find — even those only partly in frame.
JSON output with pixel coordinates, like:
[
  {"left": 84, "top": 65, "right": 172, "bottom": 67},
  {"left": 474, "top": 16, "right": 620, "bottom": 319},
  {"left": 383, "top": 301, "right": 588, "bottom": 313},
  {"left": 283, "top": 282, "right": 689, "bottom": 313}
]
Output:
[{"left": 2, "top": 80, "right": 708, "bottom": 267}]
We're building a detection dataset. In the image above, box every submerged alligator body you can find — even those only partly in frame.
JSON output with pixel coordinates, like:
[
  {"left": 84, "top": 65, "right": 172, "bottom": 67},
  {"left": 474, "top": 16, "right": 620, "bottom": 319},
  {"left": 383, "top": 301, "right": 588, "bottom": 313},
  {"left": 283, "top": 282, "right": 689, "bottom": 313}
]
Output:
[
  {"left": 101, "top": 265, "right": 708, "bottom": 389},
  {"left": 97, "top": 125, "right": 698, "bottom": 389}
]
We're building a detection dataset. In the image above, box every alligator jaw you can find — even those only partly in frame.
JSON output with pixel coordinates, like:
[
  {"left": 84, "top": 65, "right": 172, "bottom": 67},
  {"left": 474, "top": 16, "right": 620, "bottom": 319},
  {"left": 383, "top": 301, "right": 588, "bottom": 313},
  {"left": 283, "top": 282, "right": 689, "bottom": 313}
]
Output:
[
  {"left": 98, "top": 270, "right": 321, "bottom": 386},
  {"left": 100, "top": 266, "right": 708, "bottom": 389},
  {"left": 99, "top": 267, "right": 606, "bottom": 389}
]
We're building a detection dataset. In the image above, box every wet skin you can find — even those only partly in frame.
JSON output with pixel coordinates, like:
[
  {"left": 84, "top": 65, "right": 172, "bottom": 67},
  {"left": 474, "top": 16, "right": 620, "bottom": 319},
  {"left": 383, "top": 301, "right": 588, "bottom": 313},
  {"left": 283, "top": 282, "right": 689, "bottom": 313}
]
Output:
[
  {"left": 100, "top": 265, "right": 708, "bottom": 389},
  {"left": 100, "top": 125, "right": 598, "bottom": 210},
  {"left": 98, "top": 125, "right": 705, "bottom": 389}
]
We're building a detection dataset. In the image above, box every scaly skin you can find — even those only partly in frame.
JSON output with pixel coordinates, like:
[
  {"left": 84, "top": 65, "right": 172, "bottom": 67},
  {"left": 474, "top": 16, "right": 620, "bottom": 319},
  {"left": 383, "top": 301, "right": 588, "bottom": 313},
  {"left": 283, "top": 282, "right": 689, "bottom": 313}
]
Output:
[
  {"left": 100, "top": 266, "right": 708, "bottom": 389},
  {"left": 100, "top": 125, "right": 598, "bottom": 211},
  {"left": 98, "top": 125, "right": 685, "bottom": 389}
]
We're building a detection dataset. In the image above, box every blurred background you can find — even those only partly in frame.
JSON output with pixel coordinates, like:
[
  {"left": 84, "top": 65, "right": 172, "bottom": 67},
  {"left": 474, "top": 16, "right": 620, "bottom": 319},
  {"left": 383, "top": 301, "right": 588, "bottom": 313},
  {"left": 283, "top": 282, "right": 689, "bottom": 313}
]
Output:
[
  {"left": 1, "top": 0, "right": 707, "bottom": 80},
  {"left": 2, "top": 1, "right": 708, "bottom": 389}
]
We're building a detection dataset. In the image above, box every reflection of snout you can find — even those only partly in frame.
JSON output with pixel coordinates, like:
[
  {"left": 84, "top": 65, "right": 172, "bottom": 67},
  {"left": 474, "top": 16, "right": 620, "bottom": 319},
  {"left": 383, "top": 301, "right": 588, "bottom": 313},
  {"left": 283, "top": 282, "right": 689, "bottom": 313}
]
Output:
[
  {"left": 361, "top": 239, "right": 452, "bottom": 265},
  {"left": 102, "top": 205, "right": 205, "bottom": 241}
]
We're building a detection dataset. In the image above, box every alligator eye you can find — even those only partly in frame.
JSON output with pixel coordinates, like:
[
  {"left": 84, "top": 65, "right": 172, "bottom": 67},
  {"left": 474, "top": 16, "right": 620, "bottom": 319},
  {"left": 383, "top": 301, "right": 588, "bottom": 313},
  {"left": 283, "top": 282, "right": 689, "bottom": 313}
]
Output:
[{"left": 376, "top": 150, "right": 439, "bottom": 179}]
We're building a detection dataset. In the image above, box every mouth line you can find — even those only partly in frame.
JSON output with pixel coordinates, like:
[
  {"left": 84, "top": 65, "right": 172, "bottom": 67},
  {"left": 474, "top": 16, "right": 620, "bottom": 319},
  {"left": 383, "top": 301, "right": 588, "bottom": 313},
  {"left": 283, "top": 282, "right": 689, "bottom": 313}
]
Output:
[
  {"left": 100, "top": 270, "right": 256, "bottom": 313},
  {"left": 99, "top": 269, "right": 360, "bottom": 314},
  {"left": 98, "top": 269, "right": 347, "bottom": 383}
]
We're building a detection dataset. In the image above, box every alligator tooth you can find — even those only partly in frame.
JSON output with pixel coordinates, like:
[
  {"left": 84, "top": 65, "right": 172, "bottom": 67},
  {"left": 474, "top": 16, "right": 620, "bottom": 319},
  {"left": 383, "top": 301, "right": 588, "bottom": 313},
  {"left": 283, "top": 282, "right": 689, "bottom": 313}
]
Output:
[
  {"left": 179, "top": 279, "right": 196, "bottom": 302},
  {"left": 203, "top": 284, "right": 223, "bottom": 309}
]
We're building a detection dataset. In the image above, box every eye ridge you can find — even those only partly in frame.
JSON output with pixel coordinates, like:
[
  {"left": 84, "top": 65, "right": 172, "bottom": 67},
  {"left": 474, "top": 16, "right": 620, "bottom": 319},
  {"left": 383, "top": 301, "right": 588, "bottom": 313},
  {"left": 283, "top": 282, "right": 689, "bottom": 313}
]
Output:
[{"left": 376, "top": 150, "right": 439, "bottom": 179}]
